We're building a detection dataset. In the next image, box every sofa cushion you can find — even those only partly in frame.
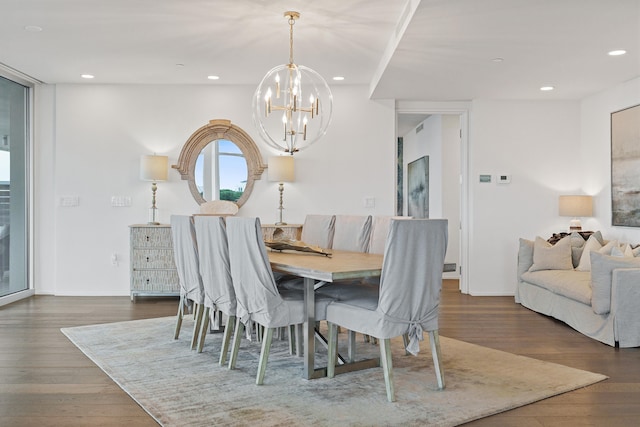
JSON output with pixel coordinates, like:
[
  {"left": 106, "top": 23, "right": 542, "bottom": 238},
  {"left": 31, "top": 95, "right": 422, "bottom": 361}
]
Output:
[
  {"left": 529, "top": 236, "right": 573, "bottom": 272},
  {"left": 590, "top": 251, "right": 640, "bottom": 315},
  {"left": 521, "top": 270, "right": 592, "bottom": 305}
]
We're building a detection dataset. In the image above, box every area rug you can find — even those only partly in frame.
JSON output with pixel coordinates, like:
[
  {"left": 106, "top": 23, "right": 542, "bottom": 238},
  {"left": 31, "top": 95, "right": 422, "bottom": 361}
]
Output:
[{"left": 61, "top": 316, "right": 607, "bottom": 427}]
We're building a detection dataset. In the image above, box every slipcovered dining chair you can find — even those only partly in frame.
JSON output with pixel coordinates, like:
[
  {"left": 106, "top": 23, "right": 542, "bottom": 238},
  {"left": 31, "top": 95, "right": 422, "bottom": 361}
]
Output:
[
  {"left": 300, "top": 214, "right": 336, "bottom": 248},
  {"left": 170, "top": 215, "right": 206, "bottom": 350},
  {"left": 331, "top": 214, "right": 372, "bottom": 252},
  {"left": 226, "top": 216, "right": 334, "bottom": 385},
  {"left": 326, "top": 218, "right": 448, "bottom": 402},
  {"left": 193, "top": 215, "right": 237, "bottom": 363}
]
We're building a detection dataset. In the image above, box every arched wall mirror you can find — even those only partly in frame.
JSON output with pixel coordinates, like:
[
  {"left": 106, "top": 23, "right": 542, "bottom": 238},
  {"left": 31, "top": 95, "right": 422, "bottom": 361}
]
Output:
[{"left": 172, "top": 119, "right": 266, "bottom": 207}]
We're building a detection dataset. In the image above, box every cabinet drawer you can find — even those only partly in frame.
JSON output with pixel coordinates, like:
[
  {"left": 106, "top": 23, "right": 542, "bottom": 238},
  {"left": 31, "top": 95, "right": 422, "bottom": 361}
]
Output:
[
  {"left": 131, "top": 270, "right": 180, "bottom": 293},
  {"left": 131, "top": 227, "right": 173, "bottom": 248},
  {"left": 132, "top": 248, "right": 176, "bottom": 269}
]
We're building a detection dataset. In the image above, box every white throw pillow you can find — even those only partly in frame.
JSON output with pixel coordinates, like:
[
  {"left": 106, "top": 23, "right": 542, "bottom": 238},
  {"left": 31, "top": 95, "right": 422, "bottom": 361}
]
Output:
[
  {"left": 634, "top": 246, "right": 640, "bottom": 257},
  {"left": 576, "top": 235, "right": 603, "bottom": 271},
  {"left": 529, "top": 236, "right": 573, "bottom": 272}
]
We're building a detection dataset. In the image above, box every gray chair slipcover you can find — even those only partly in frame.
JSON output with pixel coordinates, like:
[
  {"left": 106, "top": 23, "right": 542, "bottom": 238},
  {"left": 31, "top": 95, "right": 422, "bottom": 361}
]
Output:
[
  {"left": 226, "top": 216, "right": 333, "bottom": 384},
  {"left": 326, "top": 218, "right": 448, "bottom": 401},
  {"left": 170, "top": 215, "right": 205, "bottom": 348},
  {"left": 368, "top": 216, "right": 409, "bottom": 255},
  {"left": 193, "top": 215, "right": 237, "bottom": 363},
  {"left": 300, "top": 214, "right": 335, "bottom": 248},
  {"left": 318, "top": 214, "right": 376, "bottom": 300},
  {"left": 331, "top": 215, "right": 372, "bottom": 252}
]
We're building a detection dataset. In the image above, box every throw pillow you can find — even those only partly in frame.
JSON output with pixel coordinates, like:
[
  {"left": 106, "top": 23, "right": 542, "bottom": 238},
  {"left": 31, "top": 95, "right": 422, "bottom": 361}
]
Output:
[
  {"left": 634, "top": 246, "right": 640, "bottom": 257},
  {"left": 576, "top": 235, "right": 603, "bottom": 271},
  {"left": 570, "top": 232, "right": 586, "bottom": 268},
  {"left": 529, "top": 236, "right": 573, "bottom": 272},
  {"left": 590, "top": 251, "right": 640, "bottom": 315}
]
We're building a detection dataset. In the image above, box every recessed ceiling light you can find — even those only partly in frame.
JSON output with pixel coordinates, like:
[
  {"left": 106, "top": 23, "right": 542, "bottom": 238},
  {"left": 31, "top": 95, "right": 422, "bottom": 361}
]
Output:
[
  {"left": 332, "top": 76, "right": 345, "bottom": 81},
  {"left": 608, "top": 50, "right": 627, "bottom": 56},
  {"left": 491, "top": 57, "right": 504, "bottom": 63},
  {"left": 81, "top": 74, "right": 95, "bottom": 79},
  {"left": 540, "top": 86, "right": 554, "bottom": 91},
  {"left": 207, "top": 75, "right": 220, "bottom": 80},
  {"left": 24, "top": 25, "right": 43, "bottom": 32}
]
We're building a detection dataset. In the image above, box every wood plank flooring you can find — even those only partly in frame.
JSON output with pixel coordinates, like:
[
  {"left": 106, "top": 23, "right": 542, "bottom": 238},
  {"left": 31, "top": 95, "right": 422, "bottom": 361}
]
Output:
[{"left": 1, "top": 280, "right": 638, "bottom": 426}]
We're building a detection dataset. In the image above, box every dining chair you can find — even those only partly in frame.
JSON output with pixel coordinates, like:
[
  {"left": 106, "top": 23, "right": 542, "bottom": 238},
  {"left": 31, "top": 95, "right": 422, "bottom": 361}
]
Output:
[
  {"left": 193, "top": 215, "right": 237, "bottom": 363},
  {"left": 170, "top": 215, "right": 206, "bottom": 350},
  {"left": 331, "top": 214, "right": 372, "bottom": 252},
  {"left": 326, "top": 218, "right": 448, "bottom": 402},
  {"left": 225, "top": 216, "right": 334, "bottom": 385},
  {"left": 300, "top": 214, "right": 336, "bottom": 248}
]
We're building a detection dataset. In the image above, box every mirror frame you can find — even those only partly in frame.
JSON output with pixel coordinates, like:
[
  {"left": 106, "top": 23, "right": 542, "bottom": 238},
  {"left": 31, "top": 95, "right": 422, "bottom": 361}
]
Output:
[{"left": 172, "top": 119, "right": 266, "bottom": 207}]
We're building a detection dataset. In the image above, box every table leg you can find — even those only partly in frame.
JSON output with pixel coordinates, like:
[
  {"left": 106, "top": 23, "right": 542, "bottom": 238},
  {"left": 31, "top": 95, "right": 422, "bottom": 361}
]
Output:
[{"left": 303, "top": 277, "right": 316, "bottom": 379}]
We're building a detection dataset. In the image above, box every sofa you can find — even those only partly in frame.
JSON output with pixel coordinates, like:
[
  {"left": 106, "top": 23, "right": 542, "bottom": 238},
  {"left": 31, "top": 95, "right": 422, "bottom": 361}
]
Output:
[{"left": 516, "top": 231, "right": 640, "bottom": 347}]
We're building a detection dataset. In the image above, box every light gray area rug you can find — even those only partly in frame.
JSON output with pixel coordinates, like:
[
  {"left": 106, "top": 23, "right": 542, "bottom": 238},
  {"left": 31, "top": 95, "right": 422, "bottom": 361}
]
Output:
[{"left": 61, "top": 316, "right": 607, "bottom": 427}]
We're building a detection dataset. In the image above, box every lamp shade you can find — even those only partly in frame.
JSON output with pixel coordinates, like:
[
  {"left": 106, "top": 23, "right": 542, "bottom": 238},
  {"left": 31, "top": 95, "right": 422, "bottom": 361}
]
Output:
[
  {"left": 140, "top": 155, "right": 168, "bottom": 181},
  {"left": 268, "top": 155, "right": 295, "bottom": 183},
  {"left": 559, "top": 195, "right": 593, "bottom": 217}
]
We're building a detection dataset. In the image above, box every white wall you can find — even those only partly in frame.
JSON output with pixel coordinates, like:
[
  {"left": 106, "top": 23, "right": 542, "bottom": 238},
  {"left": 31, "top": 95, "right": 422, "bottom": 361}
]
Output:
[
  {"left": 33, "top": 77, "right": 640, "bottom": 297},
  {"left": 580, "top": 76, "right": 640, "bottom": 244},
  {"left": 35, "top": 84, "right": 395, "bottom": 295},
  {"left": 467, "top": 100, "right": 582, "bottom": 295}
]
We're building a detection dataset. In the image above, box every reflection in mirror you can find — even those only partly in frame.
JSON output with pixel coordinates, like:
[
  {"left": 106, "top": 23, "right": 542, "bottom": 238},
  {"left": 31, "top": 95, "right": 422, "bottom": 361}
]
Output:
[
  {"left": 195, "top": 139, "right": 248, "bottom": 202},
  {"left": 173, "top": 119, "right": 266, "bottom": 208}
]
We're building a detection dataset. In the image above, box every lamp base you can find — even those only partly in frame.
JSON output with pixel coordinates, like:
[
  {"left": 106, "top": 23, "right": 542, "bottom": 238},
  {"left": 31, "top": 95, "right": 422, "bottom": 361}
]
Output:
[{"left": 569, "top": 218, "right": 582, "bottom": 231}]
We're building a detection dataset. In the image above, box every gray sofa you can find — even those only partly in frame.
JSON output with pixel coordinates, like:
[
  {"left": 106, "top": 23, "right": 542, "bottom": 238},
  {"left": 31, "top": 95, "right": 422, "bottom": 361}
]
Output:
[{"left": 516, "top": 233, "right": 640, "bottom": 347}]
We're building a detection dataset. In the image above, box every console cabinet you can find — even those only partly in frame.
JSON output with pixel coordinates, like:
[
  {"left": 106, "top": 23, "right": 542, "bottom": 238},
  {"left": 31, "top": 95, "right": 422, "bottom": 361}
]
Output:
[{"left": 129, "top": 224, "right": 179, "bottom": 301}]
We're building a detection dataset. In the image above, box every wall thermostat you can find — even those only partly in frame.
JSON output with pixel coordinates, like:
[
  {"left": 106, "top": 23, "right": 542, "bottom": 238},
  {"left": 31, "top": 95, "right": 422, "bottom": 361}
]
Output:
[{"left": 497, "top": 174, "right": 511, "bottom": 184}]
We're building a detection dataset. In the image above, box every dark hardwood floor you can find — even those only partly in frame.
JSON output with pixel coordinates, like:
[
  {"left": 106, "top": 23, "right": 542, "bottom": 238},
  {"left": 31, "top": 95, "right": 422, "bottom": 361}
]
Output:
[{"left": 1, "top": 280, "right": 638, "bottom": 426}]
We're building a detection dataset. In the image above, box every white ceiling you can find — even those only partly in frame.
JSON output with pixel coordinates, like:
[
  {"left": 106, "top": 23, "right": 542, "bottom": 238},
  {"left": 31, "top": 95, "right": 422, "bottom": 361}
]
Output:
[{"left": 1, "top": 0, "right": 638, "bottom": 103}]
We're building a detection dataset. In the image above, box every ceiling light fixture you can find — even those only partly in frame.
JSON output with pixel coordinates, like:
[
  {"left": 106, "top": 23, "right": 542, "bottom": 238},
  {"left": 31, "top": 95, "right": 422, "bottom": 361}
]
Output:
[
  {"left": 81, "top": 74, "right": 95, "bottom": 79},
  {"left": 252, "top": 11, "right": 333, "bottom": 154},
  {"left": 333, "top": 76, "right": 345, "bottom": 81},
  {"left": 207, "top": 75, "right": 220, "bottom": 80},
  {"left": 540, "top": 86, "right": 554, "bottom": 91},
  {"left": 608, "top": 50, "right": 627, "bottom": 56}
]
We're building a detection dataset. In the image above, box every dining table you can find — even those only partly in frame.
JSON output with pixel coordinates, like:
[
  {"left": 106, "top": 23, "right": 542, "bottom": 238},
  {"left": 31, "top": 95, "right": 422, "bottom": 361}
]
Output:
[{"left": 268, "top": 248, "right": 384, "bottom": 379}]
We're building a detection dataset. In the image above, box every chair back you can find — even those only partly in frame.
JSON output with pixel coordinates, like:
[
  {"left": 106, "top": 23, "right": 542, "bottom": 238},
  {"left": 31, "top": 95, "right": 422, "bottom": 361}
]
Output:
[
  {"left": 226, "top": 217, "right": 293, "bottom": 328},
  {"left": 170, "top": 215, "right": 204, "bottom": 304},
  {"left": 331, "top": 215, "right": 372, "bottom": 252},
  {"left": 378, "top": 219, "right": 448, "bottom": 332},
  {"left": 193, "top": 215, "right": 236, "bottom": 316},
  {"left": 300, "top": 214, "right": 335, "bottom": 248},
  {"left": 199, "top": 200, "right": 239, "bottom": 216},
  {"left": 368, "top": 216, "right": 409, "bottom": 255}
]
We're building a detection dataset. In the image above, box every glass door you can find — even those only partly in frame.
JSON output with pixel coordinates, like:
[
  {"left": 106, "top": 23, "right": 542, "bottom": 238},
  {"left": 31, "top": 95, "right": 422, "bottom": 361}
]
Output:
[{"left": 0, "top": 76, "right": 29, "bottom": 298}]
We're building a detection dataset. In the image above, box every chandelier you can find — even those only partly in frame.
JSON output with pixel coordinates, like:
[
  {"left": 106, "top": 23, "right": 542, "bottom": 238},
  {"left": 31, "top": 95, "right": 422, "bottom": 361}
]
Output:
[{"left": 252, "top": 11, "right": 333, "bottom": 154}]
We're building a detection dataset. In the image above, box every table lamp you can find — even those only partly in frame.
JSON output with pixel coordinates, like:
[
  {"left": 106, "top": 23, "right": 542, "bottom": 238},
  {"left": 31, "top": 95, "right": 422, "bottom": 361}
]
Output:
[
  {"left": 268, "top": 155, "right": 295, "bottom": 225},
  {"left": 559, "top": 195, "right": 593, "bottom": 231},
  {"left": 140, "top": 154, "right": 169, "bottom": 225}
]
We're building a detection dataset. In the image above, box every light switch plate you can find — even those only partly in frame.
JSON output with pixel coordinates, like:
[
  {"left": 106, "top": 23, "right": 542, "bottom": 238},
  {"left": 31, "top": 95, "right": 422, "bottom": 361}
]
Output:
[
  {"left": 60, "top": 196, "right": 79, "bottom": 207},
  {"left": 111, "top": 196, "right": 132, "bottom": 207},
  {"left": 497, "top": 174, "right": 511, "bottom": 184}
]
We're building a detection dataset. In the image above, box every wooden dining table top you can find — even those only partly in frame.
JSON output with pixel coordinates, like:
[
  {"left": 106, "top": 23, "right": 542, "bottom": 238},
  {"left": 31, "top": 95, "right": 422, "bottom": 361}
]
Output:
[{"left": 267, "top": 249, "right": 383, "bottom": 283}]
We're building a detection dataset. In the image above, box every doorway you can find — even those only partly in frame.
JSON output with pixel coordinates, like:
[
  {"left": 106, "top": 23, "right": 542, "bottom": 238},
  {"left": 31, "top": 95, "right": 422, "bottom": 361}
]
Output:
[{"left": 397, "top": 106, "right": 469, "bottom": 294}]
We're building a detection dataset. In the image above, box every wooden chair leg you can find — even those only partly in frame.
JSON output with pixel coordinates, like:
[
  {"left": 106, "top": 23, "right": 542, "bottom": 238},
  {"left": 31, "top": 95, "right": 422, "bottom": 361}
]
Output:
[
  {"left": 295, "top": 324, "right": 303, "bottom": 356},
  {"left": 190, "top": 303, "right": 204, "bottom": 350},
  {"left": 288, "top": 325, "right": 296, "bottom": 355},
  {"left": 197, "top": 307, "right": 210, "bottom": 353},
  {"left": 429, "top": 330, "right": 445, "bottom": 390},
  {"left": 256, "top": 327, "right": 274, "bottom": 385},
  {"left": 402, "top": 333, "right": 410, "bottom": 355},
  {"left": 380, "top": 338, "right": 395, "bottom": 402},
  {"left": 228, "top": 317, "right": 245, "bottom": 370},
  {"left": 174, "top": 296, "right": 184, "bottom": 340},
  {"left": 219, "top": 315, "right": 235, "bottom": 366},
  {"left": 327, "top": 322, "right": 338, "bottom": 378}
]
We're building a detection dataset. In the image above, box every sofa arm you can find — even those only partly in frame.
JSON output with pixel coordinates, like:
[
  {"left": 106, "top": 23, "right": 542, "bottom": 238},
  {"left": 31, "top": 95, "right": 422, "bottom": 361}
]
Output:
[{"left": 611, "top": 268, "right": 640, "bottom": 347}]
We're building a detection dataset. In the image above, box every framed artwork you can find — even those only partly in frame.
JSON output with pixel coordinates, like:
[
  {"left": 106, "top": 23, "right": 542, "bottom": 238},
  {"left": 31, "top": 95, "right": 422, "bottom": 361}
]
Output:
[
  {"left": 611, "top": 104, "right": 640, "bottom": 227},
  {"left": 408, "top": 156, "right": 429, "bottom": 218}
]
